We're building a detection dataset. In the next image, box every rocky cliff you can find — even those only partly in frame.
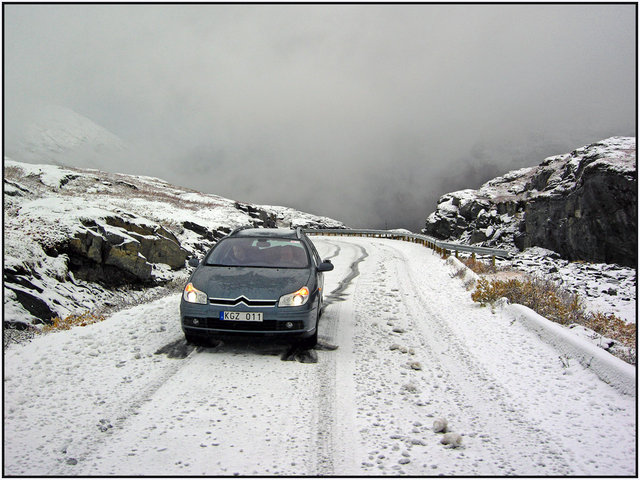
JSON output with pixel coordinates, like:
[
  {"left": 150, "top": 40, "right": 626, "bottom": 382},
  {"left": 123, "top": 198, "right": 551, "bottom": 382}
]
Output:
[
  {"left": 4, "top": 159, "right": 345, "bottom": 327},
  {"left": 423, "top": 137, "right": 636, "bottom": 267}
]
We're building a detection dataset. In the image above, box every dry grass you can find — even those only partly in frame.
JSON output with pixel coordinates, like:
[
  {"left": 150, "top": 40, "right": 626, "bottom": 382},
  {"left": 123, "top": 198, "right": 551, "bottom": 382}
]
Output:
[
  {"left": 460, "top": 256, "right": 498, "bottom": 274},
  {"left": 42, "top": 311, "right": 106, "bottom": 333},
  {"left": 585, "top": 312, "right": 636, "bottom": 350},
  {"left": 472, "top": 276, "right": 584, "bottom": 325},
  {"left": 4, "top": 166, "right": 24, "bottom": 179}
]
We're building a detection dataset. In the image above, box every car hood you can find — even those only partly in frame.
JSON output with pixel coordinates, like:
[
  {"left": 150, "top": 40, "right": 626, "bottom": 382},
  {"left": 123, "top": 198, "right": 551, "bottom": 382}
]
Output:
[{"left": 190, "top": 266, "right": 312, "bottom": 300}]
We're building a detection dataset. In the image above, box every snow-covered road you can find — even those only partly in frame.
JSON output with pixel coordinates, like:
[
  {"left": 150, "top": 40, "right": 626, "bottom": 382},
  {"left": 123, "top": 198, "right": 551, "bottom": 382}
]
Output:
[{"left": 4, "top": 237, "right": 636, "bottom": 476}]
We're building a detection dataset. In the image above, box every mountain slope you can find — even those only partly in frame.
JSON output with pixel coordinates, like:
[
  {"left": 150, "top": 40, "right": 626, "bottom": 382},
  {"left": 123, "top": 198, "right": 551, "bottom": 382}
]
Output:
[
  {"left": 3, "top": 159, "right": 345, "bottom": 328},
  {"left": 6, "top": 105, "right": 128, "bottom": 166}
]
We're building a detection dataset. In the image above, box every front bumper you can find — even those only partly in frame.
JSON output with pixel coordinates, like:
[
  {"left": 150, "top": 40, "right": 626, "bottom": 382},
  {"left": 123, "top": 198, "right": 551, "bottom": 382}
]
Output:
[{"left": 180, "top": 297, "right": 319, "bottom": 339}]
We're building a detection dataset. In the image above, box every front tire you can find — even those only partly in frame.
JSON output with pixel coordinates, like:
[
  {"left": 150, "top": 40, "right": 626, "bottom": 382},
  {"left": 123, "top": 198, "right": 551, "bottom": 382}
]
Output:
[
  {"left": 299, "top": 299, "right": 320, "bottom": 349},
  {"left": 300, "top": 327, "right": 318, "bottom": 350}
]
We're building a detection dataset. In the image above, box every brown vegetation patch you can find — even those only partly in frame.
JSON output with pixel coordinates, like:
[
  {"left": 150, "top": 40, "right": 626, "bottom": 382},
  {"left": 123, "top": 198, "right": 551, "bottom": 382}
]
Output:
[{"left": 42, "top": 312, "right": 106, "bottom": 333}]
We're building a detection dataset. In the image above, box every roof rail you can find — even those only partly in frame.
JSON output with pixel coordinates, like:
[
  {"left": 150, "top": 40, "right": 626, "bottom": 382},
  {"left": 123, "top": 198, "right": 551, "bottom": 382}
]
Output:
[
  {"left": 229, "top": 225, "right": 254, "bottom": 236},
  {"left": 295, "top": 226, "right": 304, "bottom": 239}
]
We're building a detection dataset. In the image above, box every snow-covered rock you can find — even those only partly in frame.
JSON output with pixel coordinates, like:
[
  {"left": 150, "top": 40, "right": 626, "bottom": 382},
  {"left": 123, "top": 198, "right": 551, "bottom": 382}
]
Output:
[
  {"left": 3, "top": 159, "right": 345, "bottom": 327},
  {"left": 424, "top": 137, "right": 637, "bottom": 267}
]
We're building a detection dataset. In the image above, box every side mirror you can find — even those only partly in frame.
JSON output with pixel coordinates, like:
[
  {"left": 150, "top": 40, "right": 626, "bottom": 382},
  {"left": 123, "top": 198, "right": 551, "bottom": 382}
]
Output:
[
  {"left": 318, "top": 260, "right": 334, "bottom": 272},
  {"left": 188, "top": 257, "right": 200, "bottom": 268}
]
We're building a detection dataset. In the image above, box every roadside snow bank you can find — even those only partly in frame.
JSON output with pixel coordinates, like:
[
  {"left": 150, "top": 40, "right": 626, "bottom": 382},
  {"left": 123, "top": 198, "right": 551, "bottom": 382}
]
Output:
[{"left": 506, "top": 304, "right": 636, "bottom": 396}]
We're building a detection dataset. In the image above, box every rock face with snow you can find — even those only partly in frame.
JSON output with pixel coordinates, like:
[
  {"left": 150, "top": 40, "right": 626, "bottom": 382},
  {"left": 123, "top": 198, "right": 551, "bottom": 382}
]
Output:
[
  {"left": 3, "top": 159, "right": 345, "bottom": 327},
  {"left": 424, "top": 137, "right": 637, "bottom": 267},
  {"left": 66, "top": 216, "right": 189, "bottom": 286}
]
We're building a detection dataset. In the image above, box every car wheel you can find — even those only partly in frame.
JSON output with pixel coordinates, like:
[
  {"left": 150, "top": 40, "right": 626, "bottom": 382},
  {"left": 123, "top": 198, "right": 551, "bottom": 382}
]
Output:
[
  {"left": 299, "top": 300, "right": 320, "bottom": 349},
  {"left": 299, "top": 329, "right": 318, "bottom": 350}
]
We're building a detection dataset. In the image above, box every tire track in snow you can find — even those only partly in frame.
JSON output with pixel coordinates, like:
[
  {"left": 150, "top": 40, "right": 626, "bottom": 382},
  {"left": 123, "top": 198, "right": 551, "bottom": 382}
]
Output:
[
  {"left": 315, "top": 238, "right": 341, "bottom": 262},
  {"left": 312, "top": 238, "right": 368, "bottom": 475},
  {"left": 326, "top": 237, "right": 472, "bottom": 475},
  {"left": 345, "top": 241, "right": 474, "bottom": 475},
  {"left": 337, "top": 238, "right": 587, "bottom": 475},
  {"left": 81, "top": 337, "right": 324, "bottom": 475},
  {"left": 390, "top": 243, "right": 577, "bottom": 475},
  {"left": 322, "top": 242, "right": 368, "bottom": 306}
]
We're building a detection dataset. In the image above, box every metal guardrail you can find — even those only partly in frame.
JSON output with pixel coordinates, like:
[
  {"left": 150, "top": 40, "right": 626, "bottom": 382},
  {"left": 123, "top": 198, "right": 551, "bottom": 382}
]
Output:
[{"left": 303, "top": 228, "right": 511, "bottom": 260}]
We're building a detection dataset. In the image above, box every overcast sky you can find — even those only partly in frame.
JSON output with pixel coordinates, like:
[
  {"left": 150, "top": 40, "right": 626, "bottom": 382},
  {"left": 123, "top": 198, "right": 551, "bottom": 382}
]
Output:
[{"left": 4, "top": 4, "right": 636, "bottom": 230}]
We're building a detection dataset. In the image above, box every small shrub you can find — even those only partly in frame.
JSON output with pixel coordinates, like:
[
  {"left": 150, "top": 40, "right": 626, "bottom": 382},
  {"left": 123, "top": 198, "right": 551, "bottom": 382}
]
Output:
[
  {"left": 471, "top": 276, "right": 584, "bottom": 325},
  {"left": 42, "top": 311, "right": 106, "bottom": 333},
  {"left": 463, "top": 277, "right": 478, "bottom": 291},
  {"left": 451, "top": 266, "right": 467, "bottom": 279},
  {"left": 471, "top": 277, "right": 520, "bottom": 306},
  {"left": 3, "top": 323, "right": 39, "bottom": 348},
  {"left": 461, "top": 257, "right": 497, "bottom": 274},
  {"left": 586, "top": 312, "right": 636, "bottom": 349},
  {"left": 4, "top": 166, "right": 23, "bottom": 180}
]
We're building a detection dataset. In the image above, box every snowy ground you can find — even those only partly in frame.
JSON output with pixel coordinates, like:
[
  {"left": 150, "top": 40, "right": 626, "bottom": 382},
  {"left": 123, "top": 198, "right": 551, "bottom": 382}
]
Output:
[{"left": 3, "top": 237, "right": 636, "bottom": 476}]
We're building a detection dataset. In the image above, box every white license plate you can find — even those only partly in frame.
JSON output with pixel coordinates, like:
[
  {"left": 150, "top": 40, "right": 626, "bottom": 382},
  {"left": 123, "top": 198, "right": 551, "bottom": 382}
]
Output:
[{"left": 219, "top": 311, "right": 263, "bottom": 322}]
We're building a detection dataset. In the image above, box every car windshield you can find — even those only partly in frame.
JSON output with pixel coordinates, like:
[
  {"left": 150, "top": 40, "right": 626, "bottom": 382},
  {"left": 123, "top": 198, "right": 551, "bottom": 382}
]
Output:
[{"left": 205, "top": 238, "right": 310, "bottom": 268}]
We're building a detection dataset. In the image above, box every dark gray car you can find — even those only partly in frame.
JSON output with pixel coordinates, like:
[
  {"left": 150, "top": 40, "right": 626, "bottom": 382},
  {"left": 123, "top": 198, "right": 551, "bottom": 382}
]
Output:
[{"left": 180, "top": 227, "right": 334, "bottom": 347}]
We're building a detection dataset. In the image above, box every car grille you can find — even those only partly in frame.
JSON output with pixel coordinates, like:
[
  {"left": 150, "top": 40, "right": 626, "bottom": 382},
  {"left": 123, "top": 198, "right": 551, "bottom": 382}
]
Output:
[
  {"left": 184, "top": 317, "right": 304, "bottom": 332},
  {"left": 209, "top": 297, "right": 277, "bottom": 307}
]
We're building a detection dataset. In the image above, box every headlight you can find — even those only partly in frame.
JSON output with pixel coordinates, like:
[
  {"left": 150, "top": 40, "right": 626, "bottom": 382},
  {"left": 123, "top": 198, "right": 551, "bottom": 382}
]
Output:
[
  {"left": 278, "top": 286, "right": 310, "bottom": 307},
  {"left": 183, "top": 283, "right": 208, "bottom": 304}
]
